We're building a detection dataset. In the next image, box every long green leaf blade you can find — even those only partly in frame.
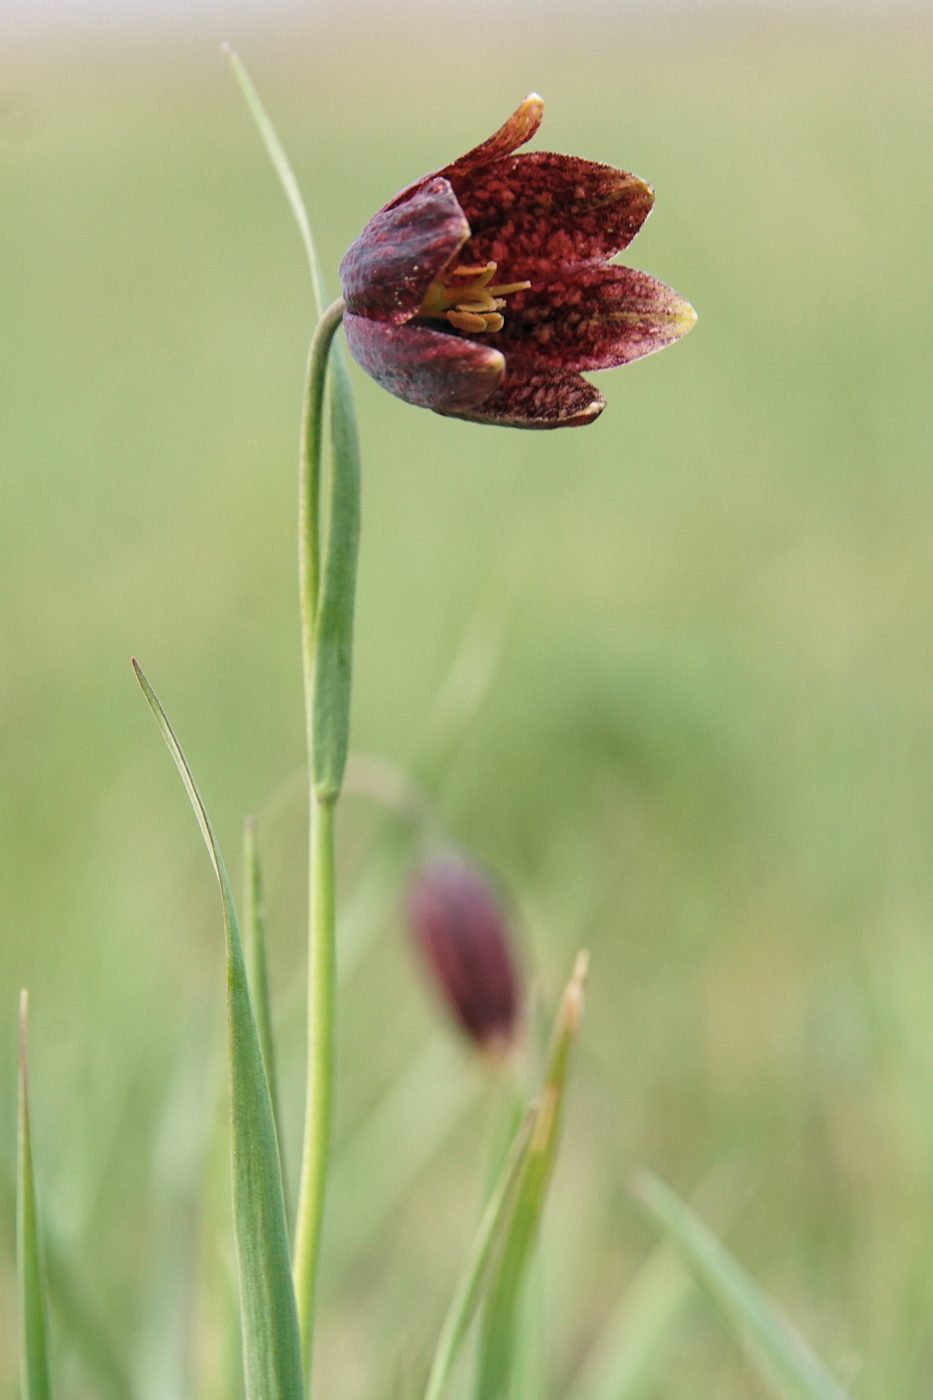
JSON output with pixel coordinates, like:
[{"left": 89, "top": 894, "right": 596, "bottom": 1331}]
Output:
[
  {"left": 423, "top": 1106, "right": 536, "bottom": 1400},
  {"left": 243, "top": 816, "right": 286, "bottom": 1204},
  {"left": 133, "top": 661, "right": 302, "bottom": 1400},
  {"left": 572, "top": 1242, "right": 692, "bottom": 1400},
  {"left": 476, "top": 952, "right": 588, "bottom": 1400},
  {"left": 222, "top": 44, "right": 326, "bottom": 316},
  {"left": 2, "top": 1167, "right": 133, "bottom": 1400},
  {"left": 223, "top": 45, "right": 361, "bottom": 804},
  {"left": 311, "top": 360, "right": 361, "bottom": 799},
  {"left": 18, "top": 990, "right": 53, "bottom": 1400},
  {"left": 632, "top": 1171, "right": 850, "bottom": 1400},
  {"left": 571, "top": 1164, "right": 750, "bottom": 1400}
]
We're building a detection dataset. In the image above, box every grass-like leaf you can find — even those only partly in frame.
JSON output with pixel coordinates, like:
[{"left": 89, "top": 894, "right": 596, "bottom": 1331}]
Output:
[
  {"left": 423, "top": 1105, "right": 536, "bottom": 1400},
  {"left": 133, "top": 661, "right": 302, "bottom": 1400},
  {"left": 571, "top": 1241, "right": 692, "bottom": 1400},
  {"left": 18, "top": 991, "right": 53, "bottom": 1400},
  {"left": 475, "top": 952, "right": 589, "bottom": 1400},
  {"left": 310, "top": 357, "right": 361, "bottom": 800},
  {"left": 571, "top": 1163, "right": 750, "bottom": 1400},
  {"left": 243, "top": 815, "right": 287, "bottom": 1210},
  {"left": 3, "top": 1169, "right": 133, "bottom": 1400},
  {"left": 632, "top": 1171, "right": 850, "bottom": 1400},
  {"left": 222, "top": 44, "right": 326, "bottom": 317}
]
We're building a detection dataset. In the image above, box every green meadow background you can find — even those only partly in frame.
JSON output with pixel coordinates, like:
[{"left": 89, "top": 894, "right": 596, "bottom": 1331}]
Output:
[{"left": 2, "top": 6, "right": 933, "bottom": 1397}]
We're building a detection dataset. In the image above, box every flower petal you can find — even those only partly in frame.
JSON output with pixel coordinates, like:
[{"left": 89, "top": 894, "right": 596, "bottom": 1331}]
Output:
[
  {"left": 339, "top": 178, "right": 469, "bottom": 322},
  {"left": 343, "top": 313, "right": 504, "bottom": 413},
  {"left": 452, "top": 153, "right": 654, "bottom": 274},
  {"left": 382, "top": 94, "right": 544, "bottom": 214},
  {"left": 482, "top": 265, "right": 697, "bottom": 372},
  {"left": 440, "top": 93, "right": 544, "bottom": 183},
  {"left": 442, "top": 369, "right": 605, "bottom": 430}
]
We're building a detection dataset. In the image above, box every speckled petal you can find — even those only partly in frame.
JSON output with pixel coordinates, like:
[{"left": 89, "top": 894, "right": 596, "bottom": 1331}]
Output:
[
  {"left": 339, "top": 178, "right": 469, "bottom": 323},
  {"left": 344, "top": 312, "right": 504, "bottom": 413},
  {"left": 452, "top": 154, "right": 654, "bottom": 274},
  {"left": 439, "top": 93, "right": 544, "bottom": 183},
  {"left": 442, "top": 369, "right": 605, "bottom": 429},
  {"left": 383, "top": 94, "right": 544, "bottom": 213},
  {"left": 481, "top": 265, "right": 697, "bottom": 372}
]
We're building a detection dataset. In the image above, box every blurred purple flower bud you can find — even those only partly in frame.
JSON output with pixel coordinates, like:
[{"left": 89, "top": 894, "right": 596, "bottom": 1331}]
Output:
[{"left": 407, "top": 852, "right": 520, "bottom": 1051}]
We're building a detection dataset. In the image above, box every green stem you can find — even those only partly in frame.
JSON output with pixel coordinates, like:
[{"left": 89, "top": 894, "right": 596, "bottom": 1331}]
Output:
[
  {"left": 293, "top": 794, "right": 336, "bottom": 1377},
  {"left": 293, "top": 295, "right": 349, "bottom": 1390}
]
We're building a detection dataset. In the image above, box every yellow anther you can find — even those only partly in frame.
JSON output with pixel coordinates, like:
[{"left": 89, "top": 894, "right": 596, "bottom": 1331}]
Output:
[
  {"left": 448, "top": 310, "right": 490, "bottom": 333},
  {"left": 417, "top": 259, "right": 529, "bottom": 334},
  {"left": 450, "top": 263, "right": 496, "bottom": 282},
  {"left": 456, "top": 298, "right": 497, "bottom": 314}
]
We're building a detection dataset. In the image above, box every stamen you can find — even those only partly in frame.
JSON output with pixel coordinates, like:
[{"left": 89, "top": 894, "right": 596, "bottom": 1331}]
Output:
[
  {"left": 448, "top": 310, "right": 490, "bottom": 333},
  {"left": 487, "top": 281, "right": 531, "bottom": 297},
  {"left": 416, "top": 260, "right": 530, "bottom": 334}
]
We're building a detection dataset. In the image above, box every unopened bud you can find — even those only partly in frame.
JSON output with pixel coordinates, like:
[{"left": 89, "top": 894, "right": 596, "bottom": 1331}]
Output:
[{"left": 407, "top": 852, "right": 520, "bottom": 1051}]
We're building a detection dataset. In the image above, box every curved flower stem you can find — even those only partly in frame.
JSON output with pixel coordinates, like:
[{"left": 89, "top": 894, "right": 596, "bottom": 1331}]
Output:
[{"left": 293, "top": 294, "right": 350, "bottom": 1388}]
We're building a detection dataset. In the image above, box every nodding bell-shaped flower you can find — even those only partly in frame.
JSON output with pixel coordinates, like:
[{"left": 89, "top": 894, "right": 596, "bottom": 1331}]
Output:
[
  {"left": 339, "top": 94, "right": 696, "bottom": 429},
  {"left": 407, "top": 852, "right": 520, "bottom": 1052}
]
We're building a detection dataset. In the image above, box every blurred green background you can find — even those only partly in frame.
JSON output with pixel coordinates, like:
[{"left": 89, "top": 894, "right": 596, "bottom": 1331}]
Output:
[{"left": 2, "top": 6, "right": 933, "bottom": 1397}]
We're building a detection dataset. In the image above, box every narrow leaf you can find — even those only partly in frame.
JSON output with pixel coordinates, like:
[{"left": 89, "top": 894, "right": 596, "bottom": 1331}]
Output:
[
  {"left": 222, "top": 44, "right": 326, "bottom": 316},
  {"left": 424, "top": 1106, "right": 536, "bottom": 1400},
  {"left": 243, "top": 816, "right": 287, "bottom": 1208},
  {"left": 573, "top": 1242, "right": 692, "bottom": 1400},
  {"left": 632, "top": 1171, "right": 850, "bottom": 1400},
  {"left": 310, "top": 353, "right": 361, "bottom": 800},
  {"left": 223, "top": 45, "right": 362, "bottom": 802},
  {"left": 572, "top": 1163, "right": 750, "bottom": 1400},
  {"left": 3, "top": 1168, "right": 133, "bottom": 1400},
  {"left": 18, "top": 990, "right": 53, "bottom": 1400},
  {"left": 476, "top": 952, "right": 589, "bottom": 1400},
  {"left": 133, "top": 661, "right": 303, "bottom": 1400}
]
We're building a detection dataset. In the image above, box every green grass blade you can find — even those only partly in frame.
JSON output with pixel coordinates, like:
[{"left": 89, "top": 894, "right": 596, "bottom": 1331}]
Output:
[
  {"left": 243, "top": 816, "right": 287, "bottom": 1209},
  {"left": 18, "top": 991, "right": 53, "bottom": 1400},
  {"left": 133, "top": 661, "right": 303, "bottom": 1400},
  {"left": 222, "top": 44, "right": 325, "bottom": 317},
  {"left": 572, "top": 1164, "right": 750, "bottom": 1400},
  {"left": 2, "top": 1168, "right": 133, "bottom": 1400},
  {"left": 476, "top": 952, "right": 588, "bottom": 1400},
  {"left": 632, "top": 1171, "right": 850, "bottom": 1400},
  {"left": 572, "top": 1242, "right": 692, "bottom": 1400},
  {"left": 423, "top": 1105, "right": 536, "bottom": 1400}
]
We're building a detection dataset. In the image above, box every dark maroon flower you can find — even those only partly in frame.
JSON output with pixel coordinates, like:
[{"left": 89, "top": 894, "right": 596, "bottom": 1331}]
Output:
[
  {"left": 407, "top": 852, "right": 520, "bottom": 1050},
  {"left": 339, "top": 95, "right": 696, "bottom": 429}
]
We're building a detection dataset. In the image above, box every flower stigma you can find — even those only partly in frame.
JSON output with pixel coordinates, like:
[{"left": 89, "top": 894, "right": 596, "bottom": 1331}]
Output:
[{"left": 417, "top": 262, "right": 532, "bottom": 334}]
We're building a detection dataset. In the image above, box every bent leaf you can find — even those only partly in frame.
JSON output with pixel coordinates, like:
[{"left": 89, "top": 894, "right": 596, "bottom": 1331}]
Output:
[
  {"left": 632, "top": 1171, "right": 850, "bottom": 1400},
  {"left": 476, "top": 952, "right": 588, "bottom": 1400},
  {"left": 225, "top": 46, "right": 361, "bottom": 802},
  {"left": 18, "top": 991, "right": 53, "bottom": 1400},
  {"left": 134, "top": 662, "right": 302, "bottom": 1400}
]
